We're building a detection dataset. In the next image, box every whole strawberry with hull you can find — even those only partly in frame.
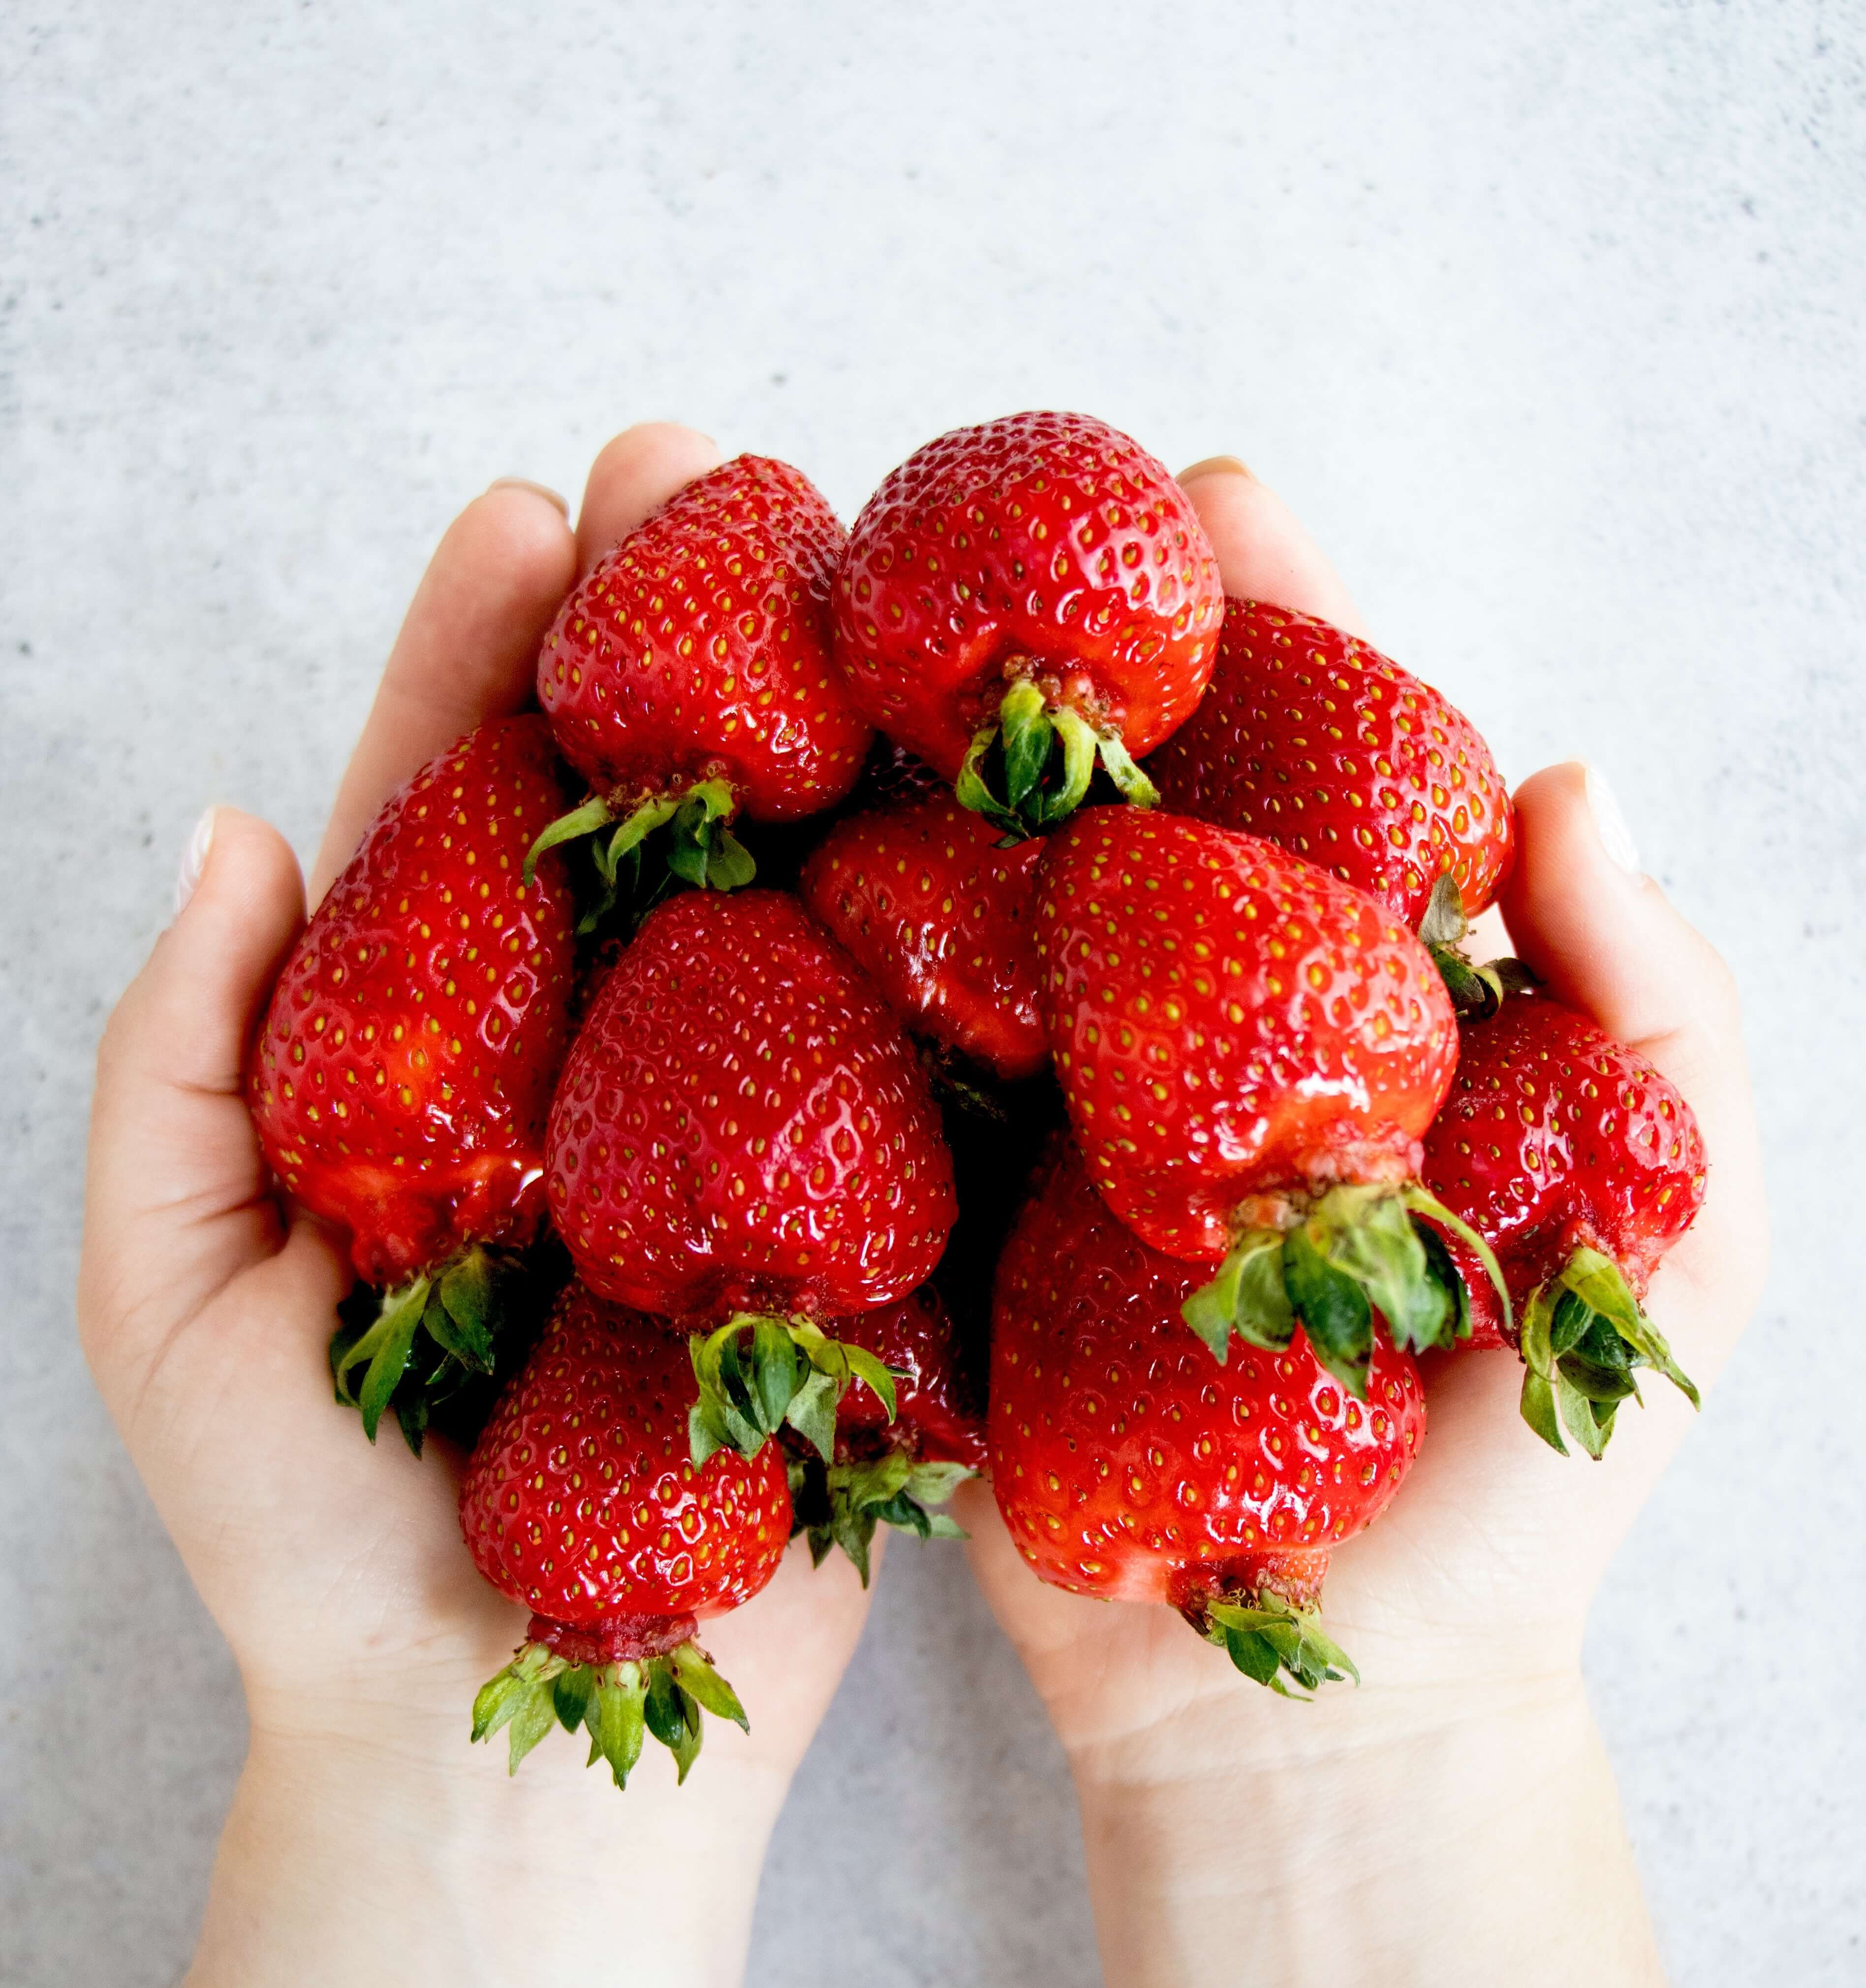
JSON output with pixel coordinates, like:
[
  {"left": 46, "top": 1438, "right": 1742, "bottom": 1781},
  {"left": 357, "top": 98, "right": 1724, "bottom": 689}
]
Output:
[
  {"left": 248, "top": 718, "right": 579, "bottom": 1448},
  {"left": 462, "top": 1286, "right": 788, "bottom": 1785},
  {"left": 529, "top": 455, "right": 871, "bottom": 914},
  {"left": 545, "top": 887, "right": 957, "bottom": 1464},
  {"left": 1420, "top": 985, "right": 1705, "bottom": 1455},
  {"left": 1034, "top": 807, "right": 1505, "bottom": 1393},
  {"left": 992, "top": 1147, "right": 1425, "bottom": 1694},
  {"left": 1147, "top": 601, "right": 1515, "bottom": 947},
  {"left": 832, "top": 412, "right": 1223, "bottom": 834},
  {"left": 798, "top": 789, "right": 1047, "bottom": 1082}
]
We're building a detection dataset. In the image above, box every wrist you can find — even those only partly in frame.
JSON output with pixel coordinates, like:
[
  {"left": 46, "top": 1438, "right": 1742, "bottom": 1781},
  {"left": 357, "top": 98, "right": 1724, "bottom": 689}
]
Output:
[
  {"left": 187, "top": 1700, "right": 792, "bottom": 1988},
  {"left": 1068, "top": 1668, "right": 1664, "bottom": 1988}
]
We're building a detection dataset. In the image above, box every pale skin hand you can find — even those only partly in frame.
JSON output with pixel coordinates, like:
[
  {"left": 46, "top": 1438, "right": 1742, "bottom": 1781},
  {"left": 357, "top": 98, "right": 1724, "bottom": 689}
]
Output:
[
  {"left": 957, "top": 454, "right": 1771, "bottom": 1988},
  {"left": 79, "top": 426, "right": 889, "bottom": 1988}
]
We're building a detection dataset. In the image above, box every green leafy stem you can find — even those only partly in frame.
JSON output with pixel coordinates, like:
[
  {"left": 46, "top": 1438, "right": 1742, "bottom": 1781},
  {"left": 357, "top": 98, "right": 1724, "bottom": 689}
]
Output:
[
  {"left": 791, "top": 1450, "right": 973, "bottom": 1587},
  {"left": 471, "top": 1636, "right": 746, "bottom": 1789},
  {"left": 1202, "top": 1593, "right": 1360, "bottom": 1700},
  {"left": 1517, "top": 1246, "right": 1700, "bottom": 1459},
  {"left": 1181, "top": 1183, "right": 1512, "bottom": 1399},
  {"left": 330, "top": 1244, "right": 506, "bottom": 1453},
  {"left": 1419, "top": 872, "right": 1536, "bottom": 1019},
  {"left": 523, "top": 776, "right": 756, "bottom": 932},
  {"left": 955, "top": 676, "right": 1157, "bottom": 839},
  {"left": 687, "top": 1314, "right": 900, "bottom": 1469}
]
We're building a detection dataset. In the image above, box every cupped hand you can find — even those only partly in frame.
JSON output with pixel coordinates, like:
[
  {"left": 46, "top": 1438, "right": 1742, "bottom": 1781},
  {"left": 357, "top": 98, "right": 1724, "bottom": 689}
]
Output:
[
  {"left": 957, "top": 456, "right": 1770, "bottom": 1987},
  {"left": 78, "top": 426, "right": 880, "bottom": 1988}
]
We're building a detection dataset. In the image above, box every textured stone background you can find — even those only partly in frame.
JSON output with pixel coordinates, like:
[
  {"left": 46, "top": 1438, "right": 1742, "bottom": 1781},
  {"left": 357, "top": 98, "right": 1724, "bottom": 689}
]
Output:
[{"left": 3, "top": 3, "right": 1862, "bottom": 1982}]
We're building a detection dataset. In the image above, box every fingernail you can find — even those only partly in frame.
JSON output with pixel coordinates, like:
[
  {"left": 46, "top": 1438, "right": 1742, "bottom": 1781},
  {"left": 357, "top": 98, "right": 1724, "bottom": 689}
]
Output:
[
  {"left": 1176, "top": 453, "right": 1254, "bottom": 484},
  {"left": 174, "top": 808, "right": 218, "bottom": 916},
  {"left": 1584, "top": 764, "right": 1641, "bottom": 874},
  {"left": 486, "top": 476, "right": 570, "bottom": 517}
]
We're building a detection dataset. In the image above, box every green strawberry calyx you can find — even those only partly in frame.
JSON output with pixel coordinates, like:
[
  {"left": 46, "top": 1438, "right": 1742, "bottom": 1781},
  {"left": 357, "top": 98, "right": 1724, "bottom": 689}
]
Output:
[
  {"left": 1181, "top": 1182, "right": 1512, "bottom": 1398},
  {"left": 686, "top": 1314, "right": 901, "bottom": 1469},
  {"left": 329, "top": 1243, "right": 522, "bottom": 1455},
  {"left": 523, "top": 775, "right": 756, "bottom": 932},
  {"left": 956, "top": 674, "right": 1158, "bottom": 840},
  {"left": 1517, "top": 1245, "right": 1700, "bottom": 1459},
  {"left": 1196, "top": 1591, "right": 1360, "bottom": 1700},
  {"left": 1418, "top": 873, "right": 1536, "bottom": 1020},
  {"left": 471, "top": 1629, "right": 746, "bottom": 1790},
  {"left": 787, "top": 1448, "right": 973, "bottom": 1587}
]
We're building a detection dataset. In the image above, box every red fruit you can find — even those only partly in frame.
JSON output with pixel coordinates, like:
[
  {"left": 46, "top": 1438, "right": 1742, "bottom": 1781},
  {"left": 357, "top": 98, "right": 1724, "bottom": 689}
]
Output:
[
  {"left": 783, "top": 1284, "right": 985, "bottom": 1584},
  {"left": 547, "top": 888, "right": 958, "bottom": 1458},
  {"left": 247, "top": 718, "right": 579, "bottom": 1442},
  {"left": 462, "top": 1286, "right": 789, "bottom": 1786},
  {"left": 992, "top": 1147, "right": 1424, "bottom": 1694},
  {"left": 1147, "top": 600, "right": 1515, "bottom": 932},
  {"left": 1420, "top": 988, "right": 1706, "bottom": 1455},
  {"left": 833, "top": 412, "right": 1223, "bottom": 833},
  {"left": 530, "top": 455, "right": 871, "bottom": 897},
  {"left": 1035, "top": 808, "right": 1499, "bottom": 1391},
  {"left": 798, "top": 791, "right": 1047, "bottom": 1081}
]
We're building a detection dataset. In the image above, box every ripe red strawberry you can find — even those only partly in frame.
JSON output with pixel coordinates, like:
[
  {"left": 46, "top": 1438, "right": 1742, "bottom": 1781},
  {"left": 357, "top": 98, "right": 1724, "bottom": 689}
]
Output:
[
  {"left": 1035, "top": 808, "right": 1505, "bottom": 1390},
  {"left": 529, "top": 455, "right": 871, "bottom": 907},
  {"left": 786, "top": 1284, "right": 986, "bottom": 1583},
  {"left": 833, "top": 412, "right": 1223, "bottom": 834},
  {"left": 1147, "top": 601, "right": 1515, "bottom": 937},
  {"left": 1420, "top": 987, "right": 1706, "bottom": 1455},
  {"left": 797, "top": 791, "right": 1047, "bottom": 1081},
  {"left": 992, "top": 1147, "right": 1425, "bottom": 1694},
  {"left": 546, "top": 888, "right": 958, "bottom": 1456},
  {"left": 462, "top": 1286, "right": 789, "bottom": 1786},
  {"left": 248, "top": 718, "right": 579, "bottom": 1447}
]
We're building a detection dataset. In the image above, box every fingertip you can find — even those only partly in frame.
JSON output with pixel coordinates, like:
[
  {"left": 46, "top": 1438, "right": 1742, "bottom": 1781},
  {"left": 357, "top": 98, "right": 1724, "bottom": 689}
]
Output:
[
  {"left": 575, "top": 422, "right": 725, "bottom": 571},
  {"left": 1177, "top": 459, "right": 1370, "bottom": 639}
]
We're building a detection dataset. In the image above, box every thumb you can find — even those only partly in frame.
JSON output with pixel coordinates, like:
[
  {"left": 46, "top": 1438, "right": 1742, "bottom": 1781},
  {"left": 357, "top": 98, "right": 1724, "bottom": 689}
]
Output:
[
  {"left": 81, "top": 809, "right": 310, "bottom": 1403},
  {"left": 1497, "top": 762, "right": 1768, "bottom": 1371}
]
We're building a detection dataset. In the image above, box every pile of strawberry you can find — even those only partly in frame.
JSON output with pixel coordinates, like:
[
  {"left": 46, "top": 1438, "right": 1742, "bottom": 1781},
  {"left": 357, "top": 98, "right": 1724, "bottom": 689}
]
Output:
[{"left": 248, "top": 413, "right": 1708, "bottom": 1781}]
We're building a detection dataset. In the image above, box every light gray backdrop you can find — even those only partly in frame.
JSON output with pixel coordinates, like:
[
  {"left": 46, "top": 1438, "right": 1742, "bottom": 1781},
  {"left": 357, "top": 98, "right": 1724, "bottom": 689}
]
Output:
[{"left": 3, "top": 3, "right": 1862, "bottom": 1983}]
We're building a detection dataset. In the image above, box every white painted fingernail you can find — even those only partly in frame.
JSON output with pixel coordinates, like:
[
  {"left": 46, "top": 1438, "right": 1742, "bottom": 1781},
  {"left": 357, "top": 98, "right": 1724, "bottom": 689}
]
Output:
[
  {"left": 1584, "top": 765, "right": 1641, "bottom": 874},
  {"left": 174, "top": 808, "right": 218, "bottom": 915}
]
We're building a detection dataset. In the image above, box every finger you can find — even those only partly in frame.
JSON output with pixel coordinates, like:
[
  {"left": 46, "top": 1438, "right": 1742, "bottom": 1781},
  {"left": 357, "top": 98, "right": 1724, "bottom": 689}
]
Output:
[
  {"left": 81, "top": 809, "right": 309, "bottom": 1399},
  {"left": 310, "top": 483, "right": 577, "bottom": 904},
  {"left": 1499, "top": 760, "right": 1768, "bottom": 1364},
  {"left": 1177, "top": 456, "right": 1370, "bottom": 638},
  {"left": 573, "top": 422, "right": 724, "bottom": 574}
]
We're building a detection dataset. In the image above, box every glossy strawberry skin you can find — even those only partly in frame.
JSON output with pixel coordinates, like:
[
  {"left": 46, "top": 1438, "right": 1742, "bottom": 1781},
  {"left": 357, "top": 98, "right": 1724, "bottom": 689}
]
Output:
[
  {"left": 1421, "top": 990, "right": 1707, "bottom": 1347},
  {"left": 1147, "top": 600, "right": 1514, "bottom": 927},
  {"left": 798, "top": 792, "right": 1047, "bottom": 1081},
  {"left": 536, "top": 455, "right": 871, "bottom": 820},
  {"left": 834, "top": 1285, "right": 988, "bottom": 1470},
  {"left": 1035, "top": 809, "right": 1459, "bottom": 1264},
  {"left": 460, "top": 1285, "right": 791, "bottom": 1628},
  {"left": 832, "top": 411, "right": 1223, "bottom": 778},
  {"left": 546, "top": 889, "right": 957, "bottom": 1318},
  {"left": 249, "top": 718, "right": 579, "bottom": 1286},
  {"left": 991, "top": 1149, "right": 1424, "bottom": 1609}
]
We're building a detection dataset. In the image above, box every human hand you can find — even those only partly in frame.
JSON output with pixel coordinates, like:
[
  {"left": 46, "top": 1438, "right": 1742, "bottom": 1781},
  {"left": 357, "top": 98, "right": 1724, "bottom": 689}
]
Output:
[
  {"left": 78, "top": 425, "right": 881, "bottom": 1988},
  {"left": 958, "top": 454, "right": 1770, "bottom": 1988}
]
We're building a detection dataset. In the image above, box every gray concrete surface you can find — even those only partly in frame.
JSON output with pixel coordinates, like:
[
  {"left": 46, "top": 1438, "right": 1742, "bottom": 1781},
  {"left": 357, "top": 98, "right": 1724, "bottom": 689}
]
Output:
[{"left": 3, "top": 2, "right": 1863, "bottom": 1982}]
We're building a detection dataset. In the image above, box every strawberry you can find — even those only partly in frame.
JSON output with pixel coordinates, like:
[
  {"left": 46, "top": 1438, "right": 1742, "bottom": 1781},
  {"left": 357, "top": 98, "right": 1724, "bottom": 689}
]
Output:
[
  {"left": 545, "top": 887, "right": 957, "bottom": 1461},
  {"left": 528, "top": 455, "right": 871, "bottom": 913},
  {"left": 992, "top": 1146, "right": 1425, "bottom": 1694},
  {"left": 786, "top": 1285, "right": 985, "bottom": 1583},
  {"left": 248, "top": 718, "right": 579, "bottom": 1448},
  {"left": 832, "top": 411, "right": 1223, "bottom": 834},
  {"left": 461, "top": 1285, "right": 789, "bottom": 1786},
  {"left": 1146, "top": 601, "right": 1515, "bottom": 944},
  {"left": 1419, "top": 986, "right": 1705, "bottom": 1455},
  {"left": 1034, "top": 808, "right": 1506, "bottom": 1391},
  {"left": 797, "top": 790, "right": 1047, "bottom": 1081}
]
